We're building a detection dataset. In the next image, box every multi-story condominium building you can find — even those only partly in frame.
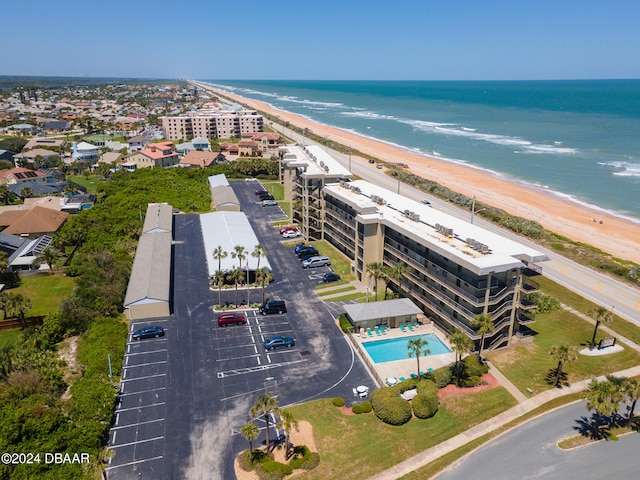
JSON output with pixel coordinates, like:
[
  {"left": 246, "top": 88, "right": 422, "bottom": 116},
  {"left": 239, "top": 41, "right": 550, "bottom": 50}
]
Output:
[
  {"left": 161, "top": 109, "right": 263, "bottom": 140},
  {"left": 319, "top": 179, "right": 548, "bottom": 350},
  {"left": 279, "top": 144, "right": 353, "bottom": 240}
]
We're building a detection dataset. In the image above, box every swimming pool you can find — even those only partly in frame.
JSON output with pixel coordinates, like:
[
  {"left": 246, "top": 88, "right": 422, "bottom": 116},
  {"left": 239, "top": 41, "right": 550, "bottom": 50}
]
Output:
[{"left": 363, "top": 334, "right": 451, "bottom": 363}]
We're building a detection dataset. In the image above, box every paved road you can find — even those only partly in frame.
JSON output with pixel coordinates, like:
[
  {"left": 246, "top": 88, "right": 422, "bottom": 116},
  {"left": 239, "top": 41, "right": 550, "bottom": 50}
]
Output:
[
  {"left": 106, "top": 180, "right": 374, "bottom": 479},
  {"left": 435, "top": 400, "right": 640, "bottom": 480},
  {"left": 275, "top": 122, "right": 640, "bottom": 326}
]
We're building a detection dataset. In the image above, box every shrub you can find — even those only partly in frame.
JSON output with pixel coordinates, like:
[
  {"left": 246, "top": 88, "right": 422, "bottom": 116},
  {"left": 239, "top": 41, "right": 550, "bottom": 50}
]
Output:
[
  {"left": 352, "top": 401, "right": 372, "bottom": 414},
  {"left": 460, "top": 375, "right": 482, "bottom": 387},
  {"left": 332, "top": 397, "right": 345, "bottom": 407},
  {"left": 257, "top": 460, "right": 292, "bottom": 480},
  {"left": 301, "top": 452, "right": 320, "bottom": 470},
  {"left": 416, "top": 379, "right": 438, "bottom": 397},
  {"left": 526, "top": 292, "right": 560, "bottom": 313},
  {"left": 289, "top": 445, "right": 311, "bottom": 469},
  {"left": 462, "top": 355, "right": 489, "bottom": 378},
  {"left": 412, "top": 393, "right": 439, "bottom": 419},
  {"left": 338, "top": 313, "right": 353, "bottom": 333},
  {"left": 370, "top": 389, "right": 412, "bottom": 425},
  {"left": 430, "top": 366, "right": 452, "bottom": 388}
]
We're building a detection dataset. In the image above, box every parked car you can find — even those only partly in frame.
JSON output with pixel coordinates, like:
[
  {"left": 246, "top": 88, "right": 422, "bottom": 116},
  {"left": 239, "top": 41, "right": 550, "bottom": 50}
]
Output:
[
  {"left": 368, "top": 159, "right": 375, "bottom": 164},
  {"left": 279, "top": 226, "right": 299, "bottom": 234},
  {"left": 294, "top": 243, "right": 309, "bottom": 253},
  {"left": 132, "top": 325, "right": 165, "bottom": 340},
  {"left": 263, "top": 336, "right": 295, "bottom": 351},
  {"left": 259, "top": 194, "right": 275, "bottom": 201},
  {"left": 255, "top": 189, "right": 268, "bottom": 195},
  {"left": 376, "top": 164, "right": 383, "bottom": 169},
  {"left": 297, "top": 248, "right": 318, "bottom": 258},
  {"left": 323, "top": 272, "right": 341, "bottom": 283},
  {"left": 282, "top": 230, "right": 301, "bottom": 238},
  {"left": 298, "top": 252, "right": 320, "bottom": 262},
  {"left": 421, "top": 199, "right": 431, "bottom": 205},
  {"left": 259, "top": 299, "right": 287, "bottom": 315},
  {"left": 302, "top": 256, "right": 331, "bottom": 268},
  {"left": 217, "top": 312, "right": 246, "bottom": 327},
  {"left": 263, "top": 200, "right": 278, "bottom": 207}
]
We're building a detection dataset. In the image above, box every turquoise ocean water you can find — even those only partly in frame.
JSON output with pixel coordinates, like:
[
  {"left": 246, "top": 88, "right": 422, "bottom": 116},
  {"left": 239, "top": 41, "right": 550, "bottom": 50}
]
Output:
[{"left": 201, "top": 80, "right": 640, "bottom": 221}]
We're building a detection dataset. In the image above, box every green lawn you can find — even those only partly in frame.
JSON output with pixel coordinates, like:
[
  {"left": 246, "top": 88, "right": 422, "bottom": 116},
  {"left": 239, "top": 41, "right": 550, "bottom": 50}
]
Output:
[
  {"left": 0, "top": 329, "right": 21, "bottom": 349},
  {"left": 286, "top": 387, "right": 517, "bottom": 480},
  {"left": 536, "top": 276, "right": 640, "bottom": 345},
  {"left": 316, "top": 286, "right": 356, "bottom": 297},
  {"left": 486, "top": 306, "right": 640, "bottom": 395},
  {"left": 8, "top": 275, "right": 76, "bottom": 317},
  {"left": 67, "top": 174, "right": 102, "bottom": 195}
]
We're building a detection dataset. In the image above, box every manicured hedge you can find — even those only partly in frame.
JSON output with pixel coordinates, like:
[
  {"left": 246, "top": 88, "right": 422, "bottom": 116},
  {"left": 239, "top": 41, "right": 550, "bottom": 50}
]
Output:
[
  {"left": 352, "top": 401, "right": 372, "bottom": 414},
  {"left": 289, "top": 445, "right": 320, "bottom": 471},
  {"left": 338, "top": 313, "right": 353, "bottom": 333},
  {"left": 416, "top": 379, "right": 438, "bottom": 397},
  {"left": 370, "top": 389, "right": 412, "bottom": 425},
  {"left": 257, "top": 461, "right": 292, "bottom": 480},
  {"left": 332, "top": 397, "right": 345, "bottom": 407},
  {"left": 429, "top": 366, "right": 452, "bottom": 388},
  {"left": 412, "top": 393, "right": 439, "bottom": 419}
]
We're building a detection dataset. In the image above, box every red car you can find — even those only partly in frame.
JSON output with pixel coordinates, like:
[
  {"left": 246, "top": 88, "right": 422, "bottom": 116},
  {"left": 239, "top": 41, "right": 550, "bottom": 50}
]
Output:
[
  {"left": 255, "top": 189, "right": 268, "bottom": 195},
  {"left": 279, "top": 226, "right": 299, "bottom": 235},
  {"left": 217, "top": 313, "right": 246, "bottom": 327}
]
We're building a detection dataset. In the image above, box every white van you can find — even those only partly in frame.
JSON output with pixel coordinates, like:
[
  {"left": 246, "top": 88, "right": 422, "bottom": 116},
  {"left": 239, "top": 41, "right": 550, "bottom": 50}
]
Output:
[{"left": 302, "top": 256, "right": 331, "bottom": 268}]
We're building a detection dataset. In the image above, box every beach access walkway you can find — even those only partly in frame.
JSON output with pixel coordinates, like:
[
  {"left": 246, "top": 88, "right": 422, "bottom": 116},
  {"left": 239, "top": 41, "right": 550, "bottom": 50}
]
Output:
[{"left": 368, "top": 305, "right": 640, "bottom": 480}]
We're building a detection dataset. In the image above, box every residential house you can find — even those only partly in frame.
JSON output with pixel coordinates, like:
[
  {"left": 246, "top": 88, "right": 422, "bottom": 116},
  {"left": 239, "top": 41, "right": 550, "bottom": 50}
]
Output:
[
  {"left": 100, "top": 151, "right": 124, "bottom": 165},
  {"left": 0, "top": 167, "right": 50, "bottom": 185},
  {"left": 72, "top": 141, "right": 99, "bottom": 162},
  {"left": 127, "top": 135, "right": 151, "bottom": 152},
  {"left": 179, "top": 151, "right": 225, "bottom": 169},
  {"left": 24, "top": 137, "right": 67, "bottom": 151},
  {"left": 0, "top": 205, "right": 69, "bottom": 237},
  {"left": 0, "top": 150, "right": 17, "bottom": 162},
  {"left": 124, "top": 142, "right": 180, "bottom": 169},
  {"left": 237, "top": 139, "right": 258, "bottom": 157},
  {"left": 13, "top": 148, "right": 60, "bottom": 167}
]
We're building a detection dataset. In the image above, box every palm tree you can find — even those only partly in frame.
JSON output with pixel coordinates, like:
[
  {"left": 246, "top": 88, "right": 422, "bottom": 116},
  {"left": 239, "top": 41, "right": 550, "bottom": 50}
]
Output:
[
  {"left": 232, "top": 245, "right": 247, "bottom": 271},
  {"left": 5, "top": 293, "right": 32, "bottom": 329},
  {"left": 228, "top": 267, "right": 244, "bottom": 307},
  {"left": 380, "top": 265, "right": 393, "bottom": 300},
  {"left": 0, "top": 251, "right": 9, "bottom": 276},
  {"left": 20, "top": 187, "right": 34, "bottom": 198},
  {"left": 0, "top": 185, "right": 13, "bottom": 205},
  {"left": 472, "top": 313, "right": 494, "bottom": 359},
  {"left": 393, "top": 261, "right": 412, "bottom": 297},
  {"left": 240, "top": 421, "right": 260, "bottom": 462},
  {"left": 255, "top": 267, "right": 273, "bottom": 305},
  {"left": 449, "top": 328, "right": 472, "bottom": 387},
  {"left": 588, "top": 306, "right": 614, "bottom": 350},
  {"left": 0, "top": 292, "right": 10, "bottom": 320},
  {"left": 213, "top": 270, "right": 225, "bottom": 307},
  {"left": 605, "top": 375, "right": 626, "bottom": 426},
  {"left": 583, "top": 379, "right": 616, "bottom": 439},
  {"left": 549, "top": 343, "right": 578, "bottom": 388},
  {"left": 407, "top": 336, "right": 431, "bottom": 377},
  {"left": 250, "top": 393, "right": 280, "bottom": 449},
  {"left": 365, "top": 262, "right": 384, "bottom": 300},
  {"left": 252, "top": 244, "right": 267, "bottom": 275},
  {"left": 276, "top": 409, "right": 298, "bottom": 459},
  {"left": 622, "top": 378, "right": 640, "bottom": 426},
  {"left": 36, "top": 247, "right": 61, "bottom": 271},
  {"left": 212, "top": 246, "right": 227, "bottom": 274}
]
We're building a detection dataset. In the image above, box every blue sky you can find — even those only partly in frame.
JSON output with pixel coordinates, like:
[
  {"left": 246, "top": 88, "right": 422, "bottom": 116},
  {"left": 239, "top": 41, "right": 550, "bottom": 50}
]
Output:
[{"left": 3, "top": 0, "right": 639, "bottom": 80}]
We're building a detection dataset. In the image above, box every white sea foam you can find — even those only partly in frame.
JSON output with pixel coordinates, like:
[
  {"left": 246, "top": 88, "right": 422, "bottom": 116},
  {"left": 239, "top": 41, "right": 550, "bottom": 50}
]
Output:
[
  {"left": 339, "top": 110, "right": 399, "bottom": 121},
  {"left": 601, "top": 160, "right": 640, "bottom": 178}
]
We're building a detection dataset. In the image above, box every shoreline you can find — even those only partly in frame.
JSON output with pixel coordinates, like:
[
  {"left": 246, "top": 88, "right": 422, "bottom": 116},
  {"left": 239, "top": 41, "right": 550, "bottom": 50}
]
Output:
[{"left": 194, "top": 81, "right": 640, "bottom": 264}]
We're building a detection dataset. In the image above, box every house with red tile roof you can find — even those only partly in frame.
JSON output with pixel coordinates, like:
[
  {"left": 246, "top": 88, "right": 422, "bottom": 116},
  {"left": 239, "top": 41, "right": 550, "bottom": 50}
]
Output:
[
  {"left": 0, "top": 167, "right": 50, "bottom": 185},
  {"left": 124, "top": 142, "right": 180, "bottom": 169},
  {"left": 179, "top": 151, "right": 226, "bottom": 169}
]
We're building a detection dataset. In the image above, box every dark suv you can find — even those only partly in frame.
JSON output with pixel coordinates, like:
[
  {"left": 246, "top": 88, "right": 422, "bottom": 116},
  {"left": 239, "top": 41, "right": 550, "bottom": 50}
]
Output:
[
  {"left": 217, "top": 312, "right": 246, "bottom": 327},
  {"left": 259, "top": 300, "right": 287, "bottom": 315}
]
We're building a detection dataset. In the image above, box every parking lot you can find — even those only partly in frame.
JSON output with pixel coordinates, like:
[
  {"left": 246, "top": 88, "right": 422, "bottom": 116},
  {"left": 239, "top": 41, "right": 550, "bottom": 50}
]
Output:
[{"left": 107, "top": 179, "right": 373, "bottom": 479}]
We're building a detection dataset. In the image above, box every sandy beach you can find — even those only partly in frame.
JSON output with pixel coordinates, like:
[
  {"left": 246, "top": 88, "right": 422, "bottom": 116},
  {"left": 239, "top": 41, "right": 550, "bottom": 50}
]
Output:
[{"left": 197, "top": 83, "right": 640, "bottom": 264}]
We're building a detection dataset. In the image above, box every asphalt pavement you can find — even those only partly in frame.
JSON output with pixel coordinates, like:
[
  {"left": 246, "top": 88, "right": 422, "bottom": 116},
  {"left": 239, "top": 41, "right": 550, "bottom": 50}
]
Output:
[{"left": 106, "top": 179, "right": 374, "bottom": 479}]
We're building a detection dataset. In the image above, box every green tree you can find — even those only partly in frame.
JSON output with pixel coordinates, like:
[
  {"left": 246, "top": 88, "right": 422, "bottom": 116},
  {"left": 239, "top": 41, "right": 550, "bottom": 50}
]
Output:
[
  {"left": 622, "top": 377, "right": 640, "bottom": 425},
  {"left": 212, "top": 245, "right": 227, "bottom": 274},
  {"left": 36, "top": 246, "right": 61, "bottom": 271},
  {"left": 407, "top": 336, "right": 430, "bottom": 377},
  {"left": 213, "top": 270, "right": 225, "bottom": 307},
  {"left": 255, "top": 267, "right": 273, "bottom": 305},
  {"left": 365, "top": 262, "right": 384, "bottom": 300},
  {"left": 276, "top": 408, "right": 298, "bottom": 459},
  {"left": 5, "top": 293, "right": 32, "bottom": 329},
  {"left": 252, "top": 244, "right": 267, "bottom": 274},
  {"left": 588, "top": 307, "right": 614, "bottom": 350},
  {"left": 0, "top": 251, "right": 9, "bottom": 275},
  {"left": 605, "top": 374, "right": 626, "bottom": 426},
  {"left": 232, "top": 245, "right": 247, "bottom": 271},
  {"left": 549, "top": 343, "right": 578, "bottom": 388},
  {"left": 392, "top": 261, "right": 412, "bottom": 298},
  {"left": 472, "top": 313, "right": 494, "bottom": 359},
  {"left": 380, "top": 265, "right": 393, "bottom": 299},
  {"left": 0, "top": 291, "right": 10, "bottom": 320},
  {"left": 0, "top": 184, "right": 13, "bottom": 205},
  {"left": 250, "top": 393, "right": 280, "bottom": 449},
  {"left": 240, "top": 421, "right": 260, "bottom": 462},
  {"left": 228, "top": 267, "right": 244, "bottom": 307},
  {"left": 449, "top": 328, "right": 472, "bottom": 387},
  {"left": 583, "top": 379, "right": 616, "bottom": 439},
  {"left": 20, "top": 186, "right": 34, "bottom": 198}
]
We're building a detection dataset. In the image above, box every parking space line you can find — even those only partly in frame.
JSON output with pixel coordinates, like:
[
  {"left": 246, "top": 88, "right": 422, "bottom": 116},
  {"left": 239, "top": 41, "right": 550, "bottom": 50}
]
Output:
[
  {"left": 119, "top": 386, "right": 166, "bottom": 397},
  {"left": 105, "top": 456, "right": 163, "bottom": 471},
  {"left": 121, "top": 373, "right": 166, "bottom": 382},
  {"left": 122, "top": 360, "right": 167, "bottom": 368},
  {"left": 110, "top": 418, "right": 164, "bottom": 431},
  {"left": 115, "top": 402, "right": 165, "bottom": 413},
  {"left": 109, "top": 436, "right": 164, "bottom": 449},
  {"left": 125, "top": 349, "right": 167, "bottom": 356},
  {"left": 215, "top": 353, "right": 262, "bottom": 362},
  {"left": 217, "top": 358, "right": 308, "bottom": 379}
]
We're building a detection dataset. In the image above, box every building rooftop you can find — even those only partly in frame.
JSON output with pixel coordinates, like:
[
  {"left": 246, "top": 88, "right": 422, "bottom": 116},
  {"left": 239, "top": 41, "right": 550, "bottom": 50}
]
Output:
[
  {"left": 280, "top": 144, "right": 353, "bottom": 178},
  {"left": 323, "top": 179, "right": 548, "bottom": 275}
]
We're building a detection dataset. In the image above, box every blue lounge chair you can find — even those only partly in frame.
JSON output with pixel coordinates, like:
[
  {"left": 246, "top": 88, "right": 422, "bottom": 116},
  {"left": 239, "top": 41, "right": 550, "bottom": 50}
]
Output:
[
  {"left": 381, "top": 326, "right": 387, "bottom": 335},
  {"left": 400, "top": 323, "right": 407, "bottom": 332},
  {"left": 374, "top": 326, "right": 381, "bottom": 336},
  {"left": 411, "top": 373, "right": 418, "bottom": 379},
  {"left": 399, "top": 376, "right": 407, "bottom": 382},
  {"left": 428, "top": 367, "right": 434, "bottom": 372},
  {"left": 413, "top": 321, "right": 420, "bottom": 329},
  {"left": 367, "top": 328, "right": 373, "bottom": 337},
  {"left": 408, "top": 322, "right": 414, "bottom": 331},
  {"left": 419, "top": 371, "right": 426, "bottom": 376}
]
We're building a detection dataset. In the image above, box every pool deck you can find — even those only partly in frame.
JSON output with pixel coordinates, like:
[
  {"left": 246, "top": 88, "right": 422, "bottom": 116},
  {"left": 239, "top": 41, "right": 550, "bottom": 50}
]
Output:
[{"left": 352, "top": 323, "right": 457, "bottom": 384}]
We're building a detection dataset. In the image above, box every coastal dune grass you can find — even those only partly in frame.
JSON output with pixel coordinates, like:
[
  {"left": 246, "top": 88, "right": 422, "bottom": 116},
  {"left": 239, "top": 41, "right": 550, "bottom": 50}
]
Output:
[{"left": 286, "top": 388, "right": 516, "bottom": 480}]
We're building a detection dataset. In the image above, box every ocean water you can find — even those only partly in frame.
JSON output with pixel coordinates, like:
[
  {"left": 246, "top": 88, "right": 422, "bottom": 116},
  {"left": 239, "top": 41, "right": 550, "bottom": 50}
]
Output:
[{"left": 201, "top": 79, "right": 640, "bottom": 221}]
